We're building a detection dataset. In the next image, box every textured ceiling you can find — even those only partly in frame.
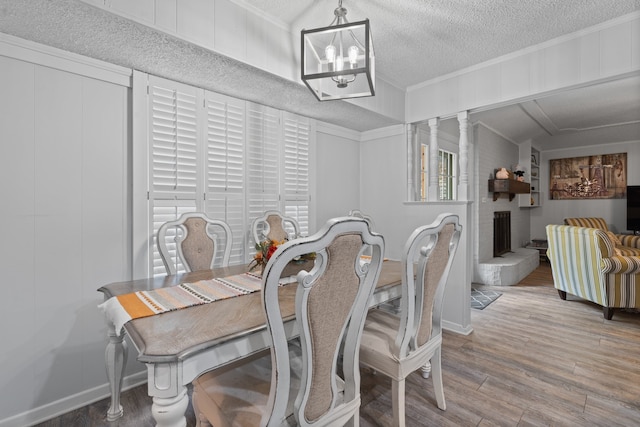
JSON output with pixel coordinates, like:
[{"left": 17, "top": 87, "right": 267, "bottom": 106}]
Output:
[
  {"left": 0, "top": 0, "right": 639, "bottom": 140},
  {"left": 247, "top": 0, "right": 640, "bottom": 87}
]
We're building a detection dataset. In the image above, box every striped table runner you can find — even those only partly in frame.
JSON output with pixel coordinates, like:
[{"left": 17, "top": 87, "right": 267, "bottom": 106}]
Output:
[{"left": 99, "top": 272, "right": 265, "bottom": 336}]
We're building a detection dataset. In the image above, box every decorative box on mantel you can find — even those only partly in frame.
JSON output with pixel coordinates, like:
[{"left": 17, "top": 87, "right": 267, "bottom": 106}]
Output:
[{"left": 488, "top": 179, "right": 530, "bottom": 201}]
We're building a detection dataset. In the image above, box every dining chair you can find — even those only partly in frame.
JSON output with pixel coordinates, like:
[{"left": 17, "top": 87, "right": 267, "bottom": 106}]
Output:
[
  {"left": 252, "top": 210, "right": 301, "bottom": 244},
  {"left": 156, "top": 212, "right": 232, "bottom": 275},
  {"left": 348, "top": 209, "right": 375, "bottom": 231},
  {"left": 359, "top": 213, "right": 462, "bottom": 426},
  {"left": 192, "top": 216, "right": 385, "bottom": 427}
]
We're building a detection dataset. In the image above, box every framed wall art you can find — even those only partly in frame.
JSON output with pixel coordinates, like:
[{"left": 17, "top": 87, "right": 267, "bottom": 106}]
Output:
[{"left": 549, "top": 153, "right": 626, "bottom": 200}]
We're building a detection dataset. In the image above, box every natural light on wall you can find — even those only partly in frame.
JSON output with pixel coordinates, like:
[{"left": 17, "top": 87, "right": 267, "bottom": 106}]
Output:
[{"left": 420, "top": 145, "right": 457, "bottom": 201}]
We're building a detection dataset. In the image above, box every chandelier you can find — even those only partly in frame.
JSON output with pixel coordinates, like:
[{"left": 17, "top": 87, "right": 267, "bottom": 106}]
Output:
[{"left": 301, "top": 0, "right": 375, "bottom": 101}]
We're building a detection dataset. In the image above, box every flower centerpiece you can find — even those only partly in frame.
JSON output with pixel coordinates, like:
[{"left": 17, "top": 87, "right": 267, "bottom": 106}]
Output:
[{"left": 248, "top": 239, "right": 316, "bottom": 272}]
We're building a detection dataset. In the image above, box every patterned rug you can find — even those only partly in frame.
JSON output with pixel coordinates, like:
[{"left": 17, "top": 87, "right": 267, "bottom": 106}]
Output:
[{"left": 471, "top": 287, "right": 502, "bottom": 310}]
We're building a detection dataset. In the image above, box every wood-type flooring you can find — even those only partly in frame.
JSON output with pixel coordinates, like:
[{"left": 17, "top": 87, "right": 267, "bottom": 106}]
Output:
[{"left": 36, "top": 264, "right": 640, "bottom": 426}]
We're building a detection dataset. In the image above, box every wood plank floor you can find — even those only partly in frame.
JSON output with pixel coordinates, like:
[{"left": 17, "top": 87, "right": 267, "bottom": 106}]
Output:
[{"left": 36, "top": 265, "right": 640, "bottom": 426}]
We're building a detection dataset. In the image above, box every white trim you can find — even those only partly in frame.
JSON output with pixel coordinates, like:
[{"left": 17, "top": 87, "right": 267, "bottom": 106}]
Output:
[
  {"left": 132, "top": 70, "right": 151, "bottom": 280},
  {"left": 316, "top": 120, "right": 361, "bottom": 141},
  {"left": 442, "top": 320, "right": 473, "bottom": 336},
  {"left": 0, "top": 32, "right": 132, "bottom": 87},
  {"left": 473, "top": 121, "right": 520, "bottom": 145},
  {"left": 408, "top": 11, "right": 640, "bottom": 92},
  {"left": 403, "top": 200, "right": 472, "bottom": 206},
  {"left": 229, "top": 0, "right": 291, "bottom": 31},
  {"left": 361, "top": 124, "right": 405, "bottom": 142},
  {"left": 0, "top": 372, "right": 147, "bottom": 427}
]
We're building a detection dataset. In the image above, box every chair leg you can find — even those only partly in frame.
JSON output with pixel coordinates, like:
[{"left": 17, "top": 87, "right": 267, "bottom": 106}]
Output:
[
  {"left": 420, "top": 361, "right": 431, "bottom": 379},
  {"left": 557, "top": 289, "right": 567, "bottom": 300},
  {"left": 603, "top": 307, "right": 614, "bottom": 320},
  {"left": 431, "top": 347, "right": 446, "bottom": 411},
  {"left": 191, "top": 388, "right": 212, "bottom": 427},
  {"left": 345, "top": 412, "right": 360, "bottom": 427},
  {"left": 391, "top": 378, "right": 406, "bottom": 427}
]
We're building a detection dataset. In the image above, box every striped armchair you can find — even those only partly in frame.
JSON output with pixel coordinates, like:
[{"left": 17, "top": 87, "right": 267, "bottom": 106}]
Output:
[
  {"left": 564, "top": 217, "right": 640, "bottom": 256},
  {"left": 546, "top": 224, "right": 640, "bottom": 320}
]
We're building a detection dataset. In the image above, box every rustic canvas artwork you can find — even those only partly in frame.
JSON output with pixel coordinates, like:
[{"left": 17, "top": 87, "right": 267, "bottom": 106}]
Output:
[{"left": 549, "top": 153, "right": 627, "bottom": 200}]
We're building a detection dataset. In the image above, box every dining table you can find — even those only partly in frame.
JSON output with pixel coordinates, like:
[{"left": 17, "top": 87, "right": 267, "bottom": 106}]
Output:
[{"left": 98, "top": 259, "right": 402, "bottom": 427}]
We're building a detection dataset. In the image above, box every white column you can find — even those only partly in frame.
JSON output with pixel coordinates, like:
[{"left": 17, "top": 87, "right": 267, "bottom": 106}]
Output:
[
  {"left": 406, "top": 123, "right": 416, "bottom": 201},
  {"left": 428, "top": 118, "right": 439, "bottom": 201},
  {"left": 457, "top": 111, "right": 470, "bottom": 200}
]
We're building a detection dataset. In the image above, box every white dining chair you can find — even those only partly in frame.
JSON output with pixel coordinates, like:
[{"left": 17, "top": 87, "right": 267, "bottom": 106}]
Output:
[
  {"left": 192, "top": 216, "right": 385, "bottom": 427},
  {"left": 252, "top": 210, "right": 301, "bottom": 244},
  {"left": 348, "top": 209, "right": 375, "bottom": 231},
  {"left": 156, "top": 212, "right": 232, "bottom": 274},
  {"left": 359, "top": 213, "right": 462, "bottom": 426}
]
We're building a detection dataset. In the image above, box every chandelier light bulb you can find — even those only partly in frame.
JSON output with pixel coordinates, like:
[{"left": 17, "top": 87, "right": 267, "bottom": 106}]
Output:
[
  {"left": 325, "top": 44, "right": 336, "bottom": 63},
  {"left": 348, "top": 45, "right": 359, "bottom": 67}
]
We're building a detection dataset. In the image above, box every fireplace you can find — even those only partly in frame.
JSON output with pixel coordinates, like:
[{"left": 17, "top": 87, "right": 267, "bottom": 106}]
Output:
[{"left": 493, "top": 211, "right": 511, "bottom": 257}]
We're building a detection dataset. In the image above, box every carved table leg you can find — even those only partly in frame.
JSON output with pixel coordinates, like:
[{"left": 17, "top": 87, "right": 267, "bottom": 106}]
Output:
[
  {"left": 152, "top": 386, "right": 189, "bottom": 427},
  {"left": 105, "top": 323, "right": 128, "bottom": 421}
]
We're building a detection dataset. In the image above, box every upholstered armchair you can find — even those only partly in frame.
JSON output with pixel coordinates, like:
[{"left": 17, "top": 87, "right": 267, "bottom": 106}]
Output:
[
  {"left": 564, "top": 217, "right": 640, "bottom": 256},
  {"left": 546, "top": 224, "right": 640, "bottom": 320}
]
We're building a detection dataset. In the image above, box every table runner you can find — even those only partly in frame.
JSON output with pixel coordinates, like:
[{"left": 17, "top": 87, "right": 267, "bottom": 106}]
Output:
[{"left": 99, "top": 272, "right": 266, "bottom": 336}]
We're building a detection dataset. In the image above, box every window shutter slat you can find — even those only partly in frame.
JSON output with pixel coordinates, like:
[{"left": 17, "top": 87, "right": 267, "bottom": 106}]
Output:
[{"left": 149, "top": 77, "right": 199, "bottom": 196}]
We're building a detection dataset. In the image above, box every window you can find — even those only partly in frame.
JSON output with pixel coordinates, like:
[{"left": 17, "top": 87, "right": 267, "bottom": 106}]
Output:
[
  {"left": 134, "top": 72, "right": 313, "bottom": 277},
  {"left": 419, "top": 142, "right": 458, "bottom": 201},
  {"left": 438, "top": 149, "right": 457, "bottom": 200}
]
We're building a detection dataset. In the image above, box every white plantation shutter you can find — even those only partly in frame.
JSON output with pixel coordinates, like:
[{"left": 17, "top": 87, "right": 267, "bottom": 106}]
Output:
[
  {"left": 204, "top": 92, "right": 246, "bottom": 265},
  {"left": 247, "top": 103, "right": 281, "bottom": 244},
  {"left": 134, "top": 72, "right": 315, "bottom": 276},
  {"left": 205, "top": 195, "right": 244, "bottom": 265},
  {"left": 282, "top": 112, "right": 311, "bottom": 236},
  {"left": 147, "top": 75, "right": 203, "bottom": 276},
  {"left": 149, "top": 76, "right": 200, "bottom": 198},
  {"left": 152, "top": 201, "right": 197, "bottom": 276}
]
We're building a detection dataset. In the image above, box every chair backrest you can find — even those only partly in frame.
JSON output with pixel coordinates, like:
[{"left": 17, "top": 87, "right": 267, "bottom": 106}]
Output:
[
  {"left": 395, "top": 213, "right": 461, "bottom": 358},
  {"left": 156, "top": 212, "right": 232, "bottom": 275},
  {"left": 348, "top": 209, "right": 375, "bottom": 230},
  {"left": 261, "top": 217, "right": 384, "bottom": 427},
  {"left": 252, "top": 210, "right": 301, "bottom": 244},
  {"left": 564, "top": 217, "right": 610, "bottom": 231}
]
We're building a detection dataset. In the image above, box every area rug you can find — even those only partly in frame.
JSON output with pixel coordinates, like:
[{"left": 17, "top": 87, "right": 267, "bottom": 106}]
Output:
[{"left": 471, "top": 287, "right": 502, "bottom": 310}]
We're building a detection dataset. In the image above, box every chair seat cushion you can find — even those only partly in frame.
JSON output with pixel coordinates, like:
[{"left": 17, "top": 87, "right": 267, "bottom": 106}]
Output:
[
  {"left": 360, "top": 309, "right": 406, "bottom": 379},
  {"left": 192, "top": 346, "right": 302, "bottom": 427}
]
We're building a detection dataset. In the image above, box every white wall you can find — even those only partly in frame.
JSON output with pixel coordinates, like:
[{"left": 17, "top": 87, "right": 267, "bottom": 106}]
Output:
[
  {"left": 359, "top": 127, "right": 473, "bottom": 335},
  {"left": 532, "top": 141, "right": 640, "bottom": 238},
  {"left": 0, "top": 40, "right": 138, "bottom": 426},
  {"left": 474, "top": 124, "right": 531, "bottom": 275},
  {"left": 314, "top": 123, "right": 362, "bottom": 225}
]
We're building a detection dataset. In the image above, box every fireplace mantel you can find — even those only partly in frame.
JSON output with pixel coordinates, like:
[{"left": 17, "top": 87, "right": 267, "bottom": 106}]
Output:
[{"left": 488, "top": 179, "right": 531, "bottom": 201}]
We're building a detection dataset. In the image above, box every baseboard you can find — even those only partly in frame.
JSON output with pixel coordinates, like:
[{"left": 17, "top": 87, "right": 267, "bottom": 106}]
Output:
[
  {"left": 0, "top": 371, "right": 147, "bottom": 427},
  {"left": 443, "top": 319, "right": 474, "bottom": 336}
]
